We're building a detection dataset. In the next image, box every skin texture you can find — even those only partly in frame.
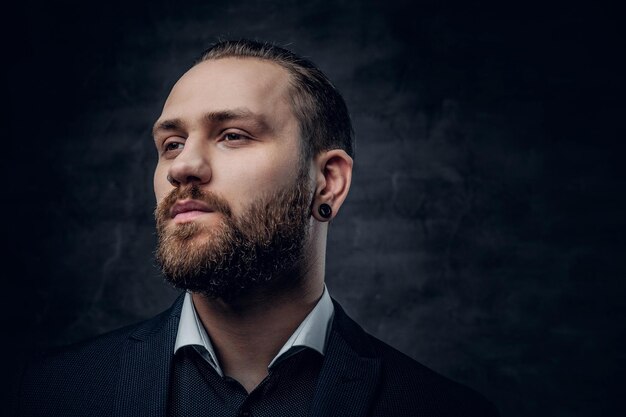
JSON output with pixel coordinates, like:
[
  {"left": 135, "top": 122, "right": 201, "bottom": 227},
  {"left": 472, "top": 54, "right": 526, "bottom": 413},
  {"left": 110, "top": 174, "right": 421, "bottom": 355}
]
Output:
[{"left": 153, "top": 57, "right": 353, "bottom": 392}]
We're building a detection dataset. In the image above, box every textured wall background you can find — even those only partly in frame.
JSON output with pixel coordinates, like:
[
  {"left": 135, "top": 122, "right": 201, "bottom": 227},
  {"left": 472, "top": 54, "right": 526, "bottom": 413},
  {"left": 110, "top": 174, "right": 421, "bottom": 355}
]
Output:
[{"left": 3, "top": 1, "right": 625, "bottom": 416}]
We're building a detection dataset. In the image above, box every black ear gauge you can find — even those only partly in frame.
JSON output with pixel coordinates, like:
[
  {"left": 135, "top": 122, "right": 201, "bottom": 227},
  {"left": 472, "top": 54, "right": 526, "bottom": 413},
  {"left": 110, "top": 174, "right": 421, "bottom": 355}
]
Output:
[{"left": 318, "top": 203, "right": 332, "bottom": 219}]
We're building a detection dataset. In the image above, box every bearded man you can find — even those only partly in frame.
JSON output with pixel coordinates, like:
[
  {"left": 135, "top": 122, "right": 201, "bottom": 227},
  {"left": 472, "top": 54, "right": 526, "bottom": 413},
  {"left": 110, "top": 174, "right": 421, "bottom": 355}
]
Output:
[{"left": 14, "top": 40, "right": 497, "bottom": 417}]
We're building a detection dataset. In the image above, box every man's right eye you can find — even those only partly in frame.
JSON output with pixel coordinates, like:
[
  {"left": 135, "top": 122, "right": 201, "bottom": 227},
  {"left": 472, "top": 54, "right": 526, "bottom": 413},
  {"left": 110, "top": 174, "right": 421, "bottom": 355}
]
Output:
[{"left": 164, "top": 142, "right": 184, "bottom": 152}]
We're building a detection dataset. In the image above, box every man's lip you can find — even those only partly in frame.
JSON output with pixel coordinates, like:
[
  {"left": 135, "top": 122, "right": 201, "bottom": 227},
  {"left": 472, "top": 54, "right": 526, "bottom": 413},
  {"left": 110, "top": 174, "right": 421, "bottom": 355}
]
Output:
[{"left": 170, "top": 199, "right": 213, "bottom": 218}]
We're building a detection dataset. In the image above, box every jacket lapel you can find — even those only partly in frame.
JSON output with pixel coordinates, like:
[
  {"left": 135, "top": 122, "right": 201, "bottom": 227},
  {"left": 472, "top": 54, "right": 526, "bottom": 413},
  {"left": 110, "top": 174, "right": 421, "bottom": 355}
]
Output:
[
  {"left": 311, "top": 301, "right": 381, "bottom": 417},
  {"left": 109, "top": 295, "right": 380, "bottom": 417},
  {"left": 113, "top": 293, "right": 185, "bottom": 417}
]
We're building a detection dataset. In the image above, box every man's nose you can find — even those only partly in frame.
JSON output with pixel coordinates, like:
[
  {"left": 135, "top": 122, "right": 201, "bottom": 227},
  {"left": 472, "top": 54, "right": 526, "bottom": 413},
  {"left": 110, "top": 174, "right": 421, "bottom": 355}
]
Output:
[{"left": 167, "top": 139, "right": 211, "bottom": 187}]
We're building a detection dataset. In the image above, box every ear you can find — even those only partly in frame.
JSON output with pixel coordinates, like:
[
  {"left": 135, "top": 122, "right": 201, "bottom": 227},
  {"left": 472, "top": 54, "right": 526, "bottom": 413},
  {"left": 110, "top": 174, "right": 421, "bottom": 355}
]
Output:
[{"left": 312, "top": 149, "right": 353, "bottom": 222}]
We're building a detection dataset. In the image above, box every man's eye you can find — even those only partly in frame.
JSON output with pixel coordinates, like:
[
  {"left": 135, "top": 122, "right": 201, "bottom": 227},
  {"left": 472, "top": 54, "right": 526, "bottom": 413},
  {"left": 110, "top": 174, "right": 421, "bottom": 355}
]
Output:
[
  {"left": 224, "top": 133, "right": 247, "bottom": 141},
  {"left": 164, "top": 142, "right": 184, "bottom": 151}
]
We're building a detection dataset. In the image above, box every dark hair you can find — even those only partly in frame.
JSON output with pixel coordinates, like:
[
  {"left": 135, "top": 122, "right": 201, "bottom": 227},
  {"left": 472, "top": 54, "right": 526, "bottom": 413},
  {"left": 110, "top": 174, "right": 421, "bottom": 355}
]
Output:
[{"left": 196, "top": 39, "right": 355, "bottom": 161}]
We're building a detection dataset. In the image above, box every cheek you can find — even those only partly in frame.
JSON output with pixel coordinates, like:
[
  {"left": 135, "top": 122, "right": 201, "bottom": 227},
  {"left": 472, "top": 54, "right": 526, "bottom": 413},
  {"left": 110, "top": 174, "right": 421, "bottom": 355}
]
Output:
[
  {"left": 219, "top": 152, "right": 299, "bottom": 211},
  {"left": 153, "top": 165, "right": 170, "bottom": 203}
]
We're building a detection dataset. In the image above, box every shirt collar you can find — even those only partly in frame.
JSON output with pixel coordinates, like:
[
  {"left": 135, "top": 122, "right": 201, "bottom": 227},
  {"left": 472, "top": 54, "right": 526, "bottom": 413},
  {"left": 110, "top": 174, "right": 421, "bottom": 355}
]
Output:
[
  {"left": 174, "top": 285, "right": 335, "bottom": 376},
  {"left": 174, "top": 289, "right": 223, "bottom": 375}
]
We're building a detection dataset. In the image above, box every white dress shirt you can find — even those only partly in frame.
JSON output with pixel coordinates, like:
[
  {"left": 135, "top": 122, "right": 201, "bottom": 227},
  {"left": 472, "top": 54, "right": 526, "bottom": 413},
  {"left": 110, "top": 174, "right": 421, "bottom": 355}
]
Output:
[{"left": 174, "top": 285, "right": 335, "bottom": 377}]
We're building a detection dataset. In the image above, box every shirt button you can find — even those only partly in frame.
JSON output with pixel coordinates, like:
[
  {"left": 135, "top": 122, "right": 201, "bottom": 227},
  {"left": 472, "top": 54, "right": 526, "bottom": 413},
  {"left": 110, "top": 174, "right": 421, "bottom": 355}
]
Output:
[{"left": 239, "top": 410, "right": 251, "bottom": 417}]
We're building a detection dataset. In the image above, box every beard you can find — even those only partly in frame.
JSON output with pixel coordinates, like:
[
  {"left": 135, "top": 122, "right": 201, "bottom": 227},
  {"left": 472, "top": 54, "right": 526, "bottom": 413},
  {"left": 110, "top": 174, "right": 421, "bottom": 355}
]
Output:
[{"left": 154, "top": 173, "right": 313, "bottom": 303}]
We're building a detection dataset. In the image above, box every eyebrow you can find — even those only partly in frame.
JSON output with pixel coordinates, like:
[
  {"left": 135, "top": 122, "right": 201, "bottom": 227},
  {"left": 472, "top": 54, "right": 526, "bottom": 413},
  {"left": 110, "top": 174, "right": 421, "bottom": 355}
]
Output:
[
  {"left": 152, "top": 119, "right": 186, "bottom": 138},
  {"left": 152, "top": 108, "right": 271, "bottom": 138}
]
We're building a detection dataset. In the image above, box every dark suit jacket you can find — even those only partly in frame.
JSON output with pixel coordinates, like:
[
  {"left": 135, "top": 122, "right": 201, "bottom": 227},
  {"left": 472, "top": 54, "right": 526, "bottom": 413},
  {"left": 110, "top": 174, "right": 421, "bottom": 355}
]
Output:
[{"left": 14, "top": 294, "right": 498, "bottom": 416}]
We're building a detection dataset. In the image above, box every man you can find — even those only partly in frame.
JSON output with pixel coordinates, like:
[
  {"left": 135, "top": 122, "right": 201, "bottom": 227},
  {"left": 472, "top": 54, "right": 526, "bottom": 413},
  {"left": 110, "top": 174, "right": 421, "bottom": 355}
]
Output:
[{"left": 14, "top": 40, "right": 497, "bottom": 416}]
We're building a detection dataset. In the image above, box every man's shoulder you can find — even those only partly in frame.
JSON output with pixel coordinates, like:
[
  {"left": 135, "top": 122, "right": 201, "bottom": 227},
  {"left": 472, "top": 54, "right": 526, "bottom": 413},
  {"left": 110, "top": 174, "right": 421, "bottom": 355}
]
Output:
[
  {"left": 14, "top": 295, "right": 184, "bottom": 416},
  {"left": 27, "top": 296, "right": 181, "bottom": 373},
  {"left": 27, "top": 318, "right": 141, "bottom": 374},
  {"left": 331, "top": 301, "right": 498, "bottom": 416},
  {"left": 368, "top": 334, "right": 498, "bottom": 416}
]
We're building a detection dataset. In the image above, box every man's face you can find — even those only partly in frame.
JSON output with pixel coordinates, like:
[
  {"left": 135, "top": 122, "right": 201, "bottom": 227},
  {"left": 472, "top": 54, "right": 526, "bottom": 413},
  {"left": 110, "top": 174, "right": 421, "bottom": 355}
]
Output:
[{"left": 153, "top": 58, "right": 313, "bottom": 301}]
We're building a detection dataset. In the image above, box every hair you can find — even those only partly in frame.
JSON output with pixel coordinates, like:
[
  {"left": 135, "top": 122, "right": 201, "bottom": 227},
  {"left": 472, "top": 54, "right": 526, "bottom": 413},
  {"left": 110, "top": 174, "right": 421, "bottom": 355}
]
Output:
[{"left": 196, "top": 39, "right": 355, "bottom": 161}]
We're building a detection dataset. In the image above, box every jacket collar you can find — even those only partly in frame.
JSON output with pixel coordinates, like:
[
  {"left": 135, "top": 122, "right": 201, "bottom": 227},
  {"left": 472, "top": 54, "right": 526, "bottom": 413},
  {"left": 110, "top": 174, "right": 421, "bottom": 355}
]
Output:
[
  {"left": 310, "top": 299, "right": 381, "bottom": 417},
  {"left": 113, "top": 292, "right": 184, "bottom": 417},
  {"left": 112, "top": 294, "right": 381, "bottom": 417}
]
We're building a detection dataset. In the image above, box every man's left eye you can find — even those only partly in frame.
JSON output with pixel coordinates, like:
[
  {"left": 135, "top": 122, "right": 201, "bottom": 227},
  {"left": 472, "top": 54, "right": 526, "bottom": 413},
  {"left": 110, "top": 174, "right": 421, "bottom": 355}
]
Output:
[{"left": 224, "top": 133, "right": 245, "bottom": 141}]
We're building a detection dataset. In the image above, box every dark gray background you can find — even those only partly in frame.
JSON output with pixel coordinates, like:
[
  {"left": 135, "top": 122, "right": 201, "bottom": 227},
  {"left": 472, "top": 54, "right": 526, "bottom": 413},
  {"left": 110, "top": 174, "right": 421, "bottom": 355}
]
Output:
[{"left": 3, "top": 1, "right": 625, "bottom": 416}]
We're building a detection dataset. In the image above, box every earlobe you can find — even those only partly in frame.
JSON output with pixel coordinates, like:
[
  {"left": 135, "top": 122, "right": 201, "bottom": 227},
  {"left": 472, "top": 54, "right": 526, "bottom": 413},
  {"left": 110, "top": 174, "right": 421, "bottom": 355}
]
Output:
[
  {"left": 317, "top": 203, "right": 332, "bottom": 219},
  {"left": 311, "top": 149, "right": 353, "bottom": 222}
]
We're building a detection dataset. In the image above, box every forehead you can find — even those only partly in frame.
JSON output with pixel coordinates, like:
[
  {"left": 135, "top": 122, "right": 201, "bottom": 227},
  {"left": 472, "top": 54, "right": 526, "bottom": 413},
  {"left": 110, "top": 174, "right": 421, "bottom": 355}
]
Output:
[{"left": 161, "top": 58, "right": 294, "bottom": 123}]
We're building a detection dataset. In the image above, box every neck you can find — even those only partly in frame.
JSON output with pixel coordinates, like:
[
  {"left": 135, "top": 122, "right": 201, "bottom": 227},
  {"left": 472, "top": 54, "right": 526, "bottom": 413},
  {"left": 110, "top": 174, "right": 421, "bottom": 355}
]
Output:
[{"left": 191, "top": 256, "right": 325, "bottom": 393}]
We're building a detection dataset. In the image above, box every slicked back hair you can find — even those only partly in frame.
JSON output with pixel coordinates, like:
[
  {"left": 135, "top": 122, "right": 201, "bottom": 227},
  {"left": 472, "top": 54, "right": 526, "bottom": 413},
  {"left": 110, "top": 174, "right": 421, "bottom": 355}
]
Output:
[{"left": 196, "top": 39, "right": 355, "bottom": 162}]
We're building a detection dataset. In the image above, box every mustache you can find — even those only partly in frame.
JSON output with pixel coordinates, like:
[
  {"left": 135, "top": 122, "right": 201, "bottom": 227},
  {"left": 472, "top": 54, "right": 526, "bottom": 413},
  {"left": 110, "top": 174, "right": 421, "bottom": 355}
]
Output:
[{"left": 155, "top": 185, "right": 233, "bottom": 222}]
